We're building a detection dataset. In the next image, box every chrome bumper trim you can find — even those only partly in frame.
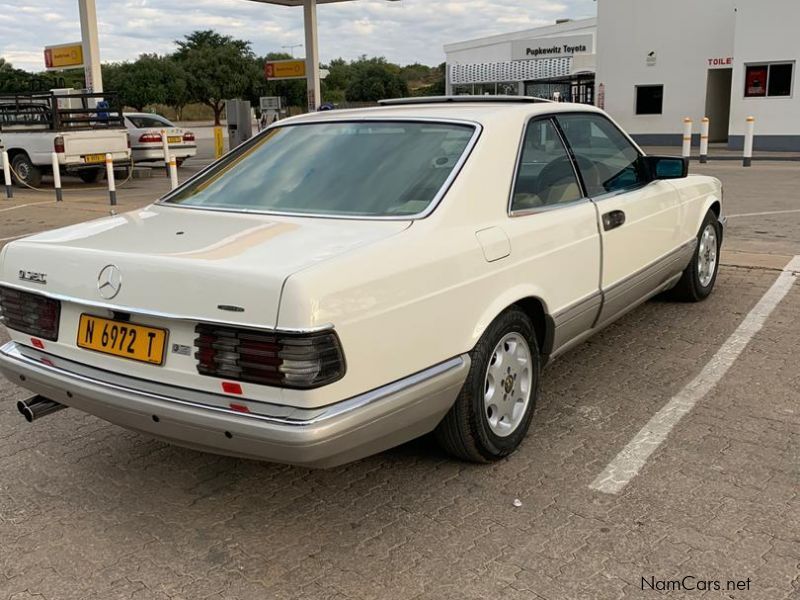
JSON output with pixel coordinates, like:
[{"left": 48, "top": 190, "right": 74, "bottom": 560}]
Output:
[{"left": 0, "top": 341, "right": 466, "bottom": 427}]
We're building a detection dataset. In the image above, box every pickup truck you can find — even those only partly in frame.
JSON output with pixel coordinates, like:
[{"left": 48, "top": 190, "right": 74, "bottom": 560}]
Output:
[{"left": 0, "top": 91, "right": 131, "bottom": 186}]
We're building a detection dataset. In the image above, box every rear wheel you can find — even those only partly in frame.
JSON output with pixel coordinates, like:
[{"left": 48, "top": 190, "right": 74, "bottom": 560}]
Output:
[
  {"left": 78, "top": 168, "right": 103, "bottom": 184},
  {"left": 435, "top": 307, "right": 540, "bottom": 462},
  {"left": 11, "top": 153, "right": 42, "bottom": 188},
  {"left": 669, "top": 210, "right": 721, "bottom": 302},
  {"left": 175, "top": 157, "right": 185, "bottom": 168}
]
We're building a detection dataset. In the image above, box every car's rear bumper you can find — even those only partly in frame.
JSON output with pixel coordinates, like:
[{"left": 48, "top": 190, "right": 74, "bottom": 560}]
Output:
[
  {"left": 131, "top": 146, "right": 197, "bottom": 161},
  {"left": 0, "top": 341, "right": 469, "bottom": 468}
]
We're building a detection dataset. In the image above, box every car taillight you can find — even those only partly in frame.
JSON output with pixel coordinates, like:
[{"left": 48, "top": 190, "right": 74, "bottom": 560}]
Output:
[
  {"left": 183, "top": 132, "right": 195, "bottom": 142},
  {"left": 53, "top": 136, "right": 65, "bottom": 153},
  {"left": 139, "top": 132, "right": 162, "bottom": 143},
  {"left": 194, "top": 324, "right": 346, "bottom": 389},
  {"left": 0, "top": 287, "right": 61, "bottom": 341}
]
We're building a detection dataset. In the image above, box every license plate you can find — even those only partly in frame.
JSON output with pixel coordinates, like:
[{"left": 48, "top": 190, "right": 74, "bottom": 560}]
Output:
[
  {"left": 168, "top": 136, "right": 182, "bottom": 144},
  {"left": 84, "top": 153, "right": 106, "bottom": 164},
  {"left": 77, "top": 314, "right": 167, "bottom": 365}
]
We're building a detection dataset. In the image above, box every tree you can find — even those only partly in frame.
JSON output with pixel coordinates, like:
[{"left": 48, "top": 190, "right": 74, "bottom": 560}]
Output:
[
  {"left": 102, "top": 55, "right": 179, "bottom": 110},
  {"left": 174, "top": 30, "right": 260, "bottom": 124},
  {"left": 0, "top": 57, "right": 12, "bottom": 72},
  {"left": 344, "top": 57, "right": 408, "bottom": 103}
]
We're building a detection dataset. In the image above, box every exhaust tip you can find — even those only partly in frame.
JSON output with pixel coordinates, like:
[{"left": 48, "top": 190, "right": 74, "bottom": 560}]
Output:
[{"left": 16, "top": 400, "right": 35, "bottom": 423}]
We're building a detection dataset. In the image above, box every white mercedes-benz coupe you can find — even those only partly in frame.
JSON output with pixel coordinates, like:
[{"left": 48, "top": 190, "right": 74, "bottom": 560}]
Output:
[{"left": 0, "top": 97, "right": 724, "bottom": 467}]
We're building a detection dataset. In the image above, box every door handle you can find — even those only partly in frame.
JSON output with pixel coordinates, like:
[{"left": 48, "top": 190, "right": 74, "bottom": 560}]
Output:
[{"left": 602, "top": 210, "right": 626, "bottom": 231}]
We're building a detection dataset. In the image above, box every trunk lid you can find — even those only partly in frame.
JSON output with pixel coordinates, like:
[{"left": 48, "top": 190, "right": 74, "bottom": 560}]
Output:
[{"left": 1, "top": 205, "right": 411, "bottom": 329}]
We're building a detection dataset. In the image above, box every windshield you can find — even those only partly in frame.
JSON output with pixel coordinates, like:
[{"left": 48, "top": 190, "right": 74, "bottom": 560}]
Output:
[
  {"left": 128, "top": 114, "right": 174, "bottom": 128},
  {"left": 162, "top": 120, "right": 477, "bottom": 217}
]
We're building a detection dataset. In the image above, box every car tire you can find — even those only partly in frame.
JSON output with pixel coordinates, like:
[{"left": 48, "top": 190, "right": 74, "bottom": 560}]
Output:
[
  {"left": 11, "top": 153, "right": 42, "bottom": 188},
  {"left": 669, "top": 210, "right": 722, "bottom": 302},
  {"left": 78, "top": 168, "right": 104, "bottom": 184},
  {"left": 175, "top": 158, "right": 185, "bottom": 168},
  {"left": 435, "top": 307, "right": 541, "bottom": 463}
]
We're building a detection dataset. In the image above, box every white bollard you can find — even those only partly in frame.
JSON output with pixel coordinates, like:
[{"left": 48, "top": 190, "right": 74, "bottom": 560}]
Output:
[
  {"left": 161, "top": 130, "right": 171, "bottom": 177},
  {"left": 51, "top": 152, "right": 63, "bottom": 202},
  {"left": 743, "top": 116, "right": 755, "bottom": 167},
  {"left": 168, "top": 156, "right": 178, "bottom": 190},
  {"left": 105, "top": 153, "right": 116, "bottom": 206},
  {"left": 2, "top": 150, "right": 12, "bottom": 199},
  {"left": 699, "top": 117, "right": 710, "bottom": 164},
  {"left": 682, "top": 117, "right": 692, "bottom": 158}
]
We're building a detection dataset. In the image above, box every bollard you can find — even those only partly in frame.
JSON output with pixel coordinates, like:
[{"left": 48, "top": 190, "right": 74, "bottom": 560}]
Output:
[
  {"left": 105, "top": 153, "right": 116, "bottom": 206},
  {"left": 161, "top": 130, "right": 171, "bottom": 177},
  {"left": 2, "top": 150, "right": 12, "bottom": 199},
  {"left": 213, "top": 126, "right": 224, "bottom": 159},
  {"left": 743, "top": 116, "right": 755, "bottom": 167},
  {"left": 699, "top": 117, "right": 710, "bottom": 164},
  {"left": 168, "top": 156, "right": 178, "bottom": 190},
  {"left": 682, "top": 117, "right": 692, "bottom": 158},
  {"left": 51, "top": 152, "right": 63, "bottom": 202}
]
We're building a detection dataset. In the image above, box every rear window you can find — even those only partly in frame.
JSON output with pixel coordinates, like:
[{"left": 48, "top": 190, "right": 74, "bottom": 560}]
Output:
[
  {"left": 128, "top": 114, "right": 174, "bottom": 128},
  {"left": 162, "top": 121, "right": 477, "bottom": 218}
]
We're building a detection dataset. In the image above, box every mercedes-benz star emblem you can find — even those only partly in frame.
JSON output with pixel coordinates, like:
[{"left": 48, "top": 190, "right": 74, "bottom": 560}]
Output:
[{"left": 97, "top": 265, "right": 122, "bottom": 300}]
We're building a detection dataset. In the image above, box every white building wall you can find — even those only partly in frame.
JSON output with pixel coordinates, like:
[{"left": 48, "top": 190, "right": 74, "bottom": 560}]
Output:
[
  {"left": 596, "top": 0, "right": 735, "bottom": 144},
  {"left": 728, "top": 0, "right": 800, "bottom": 149}
]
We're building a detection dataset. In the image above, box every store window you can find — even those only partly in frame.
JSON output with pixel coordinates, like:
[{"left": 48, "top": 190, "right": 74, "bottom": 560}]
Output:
[
  {"left": 635, "top": 85, "right": 664, "bottom": 115},
  {"left": 745, "top": 63, "right": 794, "bottom": 97}
]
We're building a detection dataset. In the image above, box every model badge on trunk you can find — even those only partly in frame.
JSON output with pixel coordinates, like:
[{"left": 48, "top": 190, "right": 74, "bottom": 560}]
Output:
[{"left": 18, "top": 270, "right": 47, "bottom": 284}]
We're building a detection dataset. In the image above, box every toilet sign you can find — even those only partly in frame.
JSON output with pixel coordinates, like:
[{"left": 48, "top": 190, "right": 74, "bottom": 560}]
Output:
[{"left": 708, "top": 57, "right": 733, "bottom": 68}]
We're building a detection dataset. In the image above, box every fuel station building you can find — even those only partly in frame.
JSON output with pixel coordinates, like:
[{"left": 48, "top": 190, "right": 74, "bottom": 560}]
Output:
[{"left": 445, "top": 0, "right": 800, "bottom": 151}]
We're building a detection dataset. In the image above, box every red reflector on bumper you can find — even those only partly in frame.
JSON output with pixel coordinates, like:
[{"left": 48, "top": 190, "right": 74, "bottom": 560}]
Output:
[
  {"left": 229, "top": 403, "right": 250, "bottom": 413},
  {"left": 31, "top": 338, "right": 45, "bottom": 349},
  {"left": 222, "top": 382, "right": 243, "bottom": 395}
]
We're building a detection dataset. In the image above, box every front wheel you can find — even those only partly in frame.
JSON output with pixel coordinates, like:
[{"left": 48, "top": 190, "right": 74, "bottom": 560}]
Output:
[
  {"left": 435, "top": 307, "right": 540, "bottom": 462},
  {"left": 669, "top": 210, "right": 722, "bottom": 302}
]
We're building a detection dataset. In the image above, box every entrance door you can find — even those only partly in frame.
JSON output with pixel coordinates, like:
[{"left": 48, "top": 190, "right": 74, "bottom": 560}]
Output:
[{"left": 704, "top": 69, "right": 733, "bottom": 143}]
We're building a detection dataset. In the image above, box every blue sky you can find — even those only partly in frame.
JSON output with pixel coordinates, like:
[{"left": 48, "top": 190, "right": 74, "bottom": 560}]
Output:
[{"left": 1, "top": 0, "right": 597, "bottom": 72}]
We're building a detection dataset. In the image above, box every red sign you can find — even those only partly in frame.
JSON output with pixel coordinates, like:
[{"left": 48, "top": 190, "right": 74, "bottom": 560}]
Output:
[
  {"left": 707, "top": 57, "right": 733, "bottom": 68},
  {"left": 745, "top": 65, "right": 768, "bottom": 97}
]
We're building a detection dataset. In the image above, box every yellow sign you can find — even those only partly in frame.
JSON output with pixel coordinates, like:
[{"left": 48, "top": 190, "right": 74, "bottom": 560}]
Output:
[
  {"left": 265, "top": 59, "right": 306, "bottom": 81},
  {"left": 44, "top": 43, "right": 84, "bottom": 70},
  {"left": 213, "top": 126, "right": 225, "bottom": 159}
]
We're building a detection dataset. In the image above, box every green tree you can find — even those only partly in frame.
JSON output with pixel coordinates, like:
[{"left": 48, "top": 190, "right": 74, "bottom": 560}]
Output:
[
  {"left": 101, "top": 54, "right": 184, "bottom": 111},
  {"left": 345, "top": 57, "right": 408, "bottom": 103},
  {"left": 174, "top": 30, "right": 260, "bottom": 124}
]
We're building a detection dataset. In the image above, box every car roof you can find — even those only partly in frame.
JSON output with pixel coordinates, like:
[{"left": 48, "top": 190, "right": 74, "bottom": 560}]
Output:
[{"left": 282, "top": 98, "right": 606, "bottom": 127}]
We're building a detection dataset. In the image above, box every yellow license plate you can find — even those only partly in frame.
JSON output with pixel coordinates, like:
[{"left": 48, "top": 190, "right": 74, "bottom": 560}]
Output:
[
  {"left": 84, "top": 153, "right": 106, "bottom": 164},
  {"left": 77, "top": 314, "right": 167, "bottom": 365},
  {"left": 168, "top": 136, "right": 182, "bottom": 144}
]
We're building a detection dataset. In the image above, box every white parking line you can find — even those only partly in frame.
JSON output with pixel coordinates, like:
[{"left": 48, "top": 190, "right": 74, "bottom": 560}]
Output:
[
  {"left": 590, "top": 255, "right": 800, "bottom": 495},
  {"left": 728, "top": 208, "right": 800, "bottom": 219},
  {"left": 0, "top": 201, "right": 54, "bottom": 213}
]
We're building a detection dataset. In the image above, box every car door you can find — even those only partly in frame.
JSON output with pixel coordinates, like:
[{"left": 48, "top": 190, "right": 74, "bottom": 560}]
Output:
[
  {"left": 504, "top": 116, "right": 602, "bottom": 356},
  {"left": 556, "top": 112, "right": 683, "bottom": 327}
]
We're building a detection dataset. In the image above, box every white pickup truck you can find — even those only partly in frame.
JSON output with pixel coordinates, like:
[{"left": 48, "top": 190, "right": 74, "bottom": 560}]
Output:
[{"left": 0, "top": 91, "right": 130, "bottom": 186}]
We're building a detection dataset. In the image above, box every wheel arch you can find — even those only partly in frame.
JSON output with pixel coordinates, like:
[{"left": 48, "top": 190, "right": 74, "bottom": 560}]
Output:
[{"left": 472, "top": 290, "right": 555, "bottom": 366}]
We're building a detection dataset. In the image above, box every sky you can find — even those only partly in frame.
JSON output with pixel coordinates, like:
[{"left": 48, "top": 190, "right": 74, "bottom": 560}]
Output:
[{"left": 0, "top": 0, "right": 597, "bottom": 72}]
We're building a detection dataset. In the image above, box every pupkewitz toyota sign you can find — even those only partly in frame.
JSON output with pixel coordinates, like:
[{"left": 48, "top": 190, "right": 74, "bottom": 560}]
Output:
[{"left": 512, "top": 34, "right": 593, "bottom": 60}]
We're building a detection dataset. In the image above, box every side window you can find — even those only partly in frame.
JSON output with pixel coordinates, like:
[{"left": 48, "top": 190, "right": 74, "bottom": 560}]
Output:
[
  {"left": 510, "top": 118, "right": 582, "bottom": 212},
  {"left": 557, "top": 113, "right": 646, "bottom": 197}
]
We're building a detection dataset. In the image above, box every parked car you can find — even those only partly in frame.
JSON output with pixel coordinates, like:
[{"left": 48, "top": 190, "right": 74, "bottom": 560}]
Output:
[
  {"left": 0, "top": 91, "right": 130, "bottom": 186},
  {"left": 124, "top": 112, "right": 196, "bottom": 166},
  {"left": 0, "top": 97, "right": 724, "bottom": 467}
]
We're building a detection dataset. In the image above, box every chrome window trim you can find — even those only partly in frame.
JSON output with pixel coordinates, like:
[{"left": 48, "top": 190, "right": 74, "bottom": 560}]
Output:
[
  {"left": 0, "top": 341, "right": 467, "bottom": 427},
  {"left": 156, "top": 117, "right": 484, "bottom": 222},
  {"left": 507, "top": 114, "right": 589, "bottom": 218},
  {"left": 0, "top": 282, "right": 332, "bottom": 334}
]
